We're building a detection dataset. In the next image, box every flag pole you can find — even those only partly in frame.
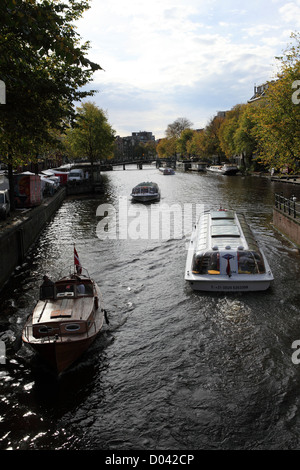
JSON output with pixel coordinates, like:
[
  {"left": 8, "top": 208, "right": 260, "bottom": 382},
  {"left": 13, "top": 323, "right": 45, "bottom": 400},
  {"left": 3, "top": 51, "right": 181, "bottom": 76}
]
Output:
[{"left": 73, "top": 243, "right": 76, "bottom": 275}]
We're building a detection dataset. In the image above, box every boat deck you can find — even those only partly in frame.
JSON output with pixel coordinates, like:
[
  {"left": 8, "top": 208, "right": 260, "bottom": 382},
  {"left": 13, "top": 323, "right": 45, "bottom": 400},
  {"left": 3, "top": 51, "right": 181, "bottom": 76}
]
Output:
[{"left": 32, "top": 296, "right": 95, "bottom": 325}]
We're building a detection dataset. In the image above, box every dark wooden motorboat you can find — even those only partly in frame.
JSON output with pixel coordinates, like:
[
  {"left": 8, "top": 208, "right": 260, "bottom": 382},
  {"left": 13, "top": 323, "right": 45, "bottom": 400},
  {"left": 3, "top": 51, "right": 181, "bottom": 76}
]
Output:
[{"left": 22, "top": 249, "right": 107, "bottom": 373}]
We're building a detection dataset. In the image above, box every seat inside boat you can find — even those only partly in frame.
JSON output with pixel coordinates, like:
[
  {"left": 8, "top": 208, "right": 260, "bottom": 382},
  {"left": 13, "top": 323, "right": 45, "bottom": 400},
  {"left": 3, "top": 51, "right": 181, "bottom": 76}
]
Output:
[{"left": 40, "top": 278, "right": 94, "bottom": 300}]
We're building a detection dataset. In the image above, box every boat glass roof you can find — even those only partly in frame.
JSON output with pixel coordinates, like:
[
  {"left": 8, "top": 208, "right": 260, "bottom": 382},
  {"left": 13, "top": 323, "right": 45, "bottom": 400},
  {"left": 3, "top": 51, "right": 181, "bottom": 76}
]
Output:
[
  {"left": 210, "top": 210, "right": 235, "bottom": 219},
  {"left": 211, "top": 225, "right": 240, "bottom": 237}
]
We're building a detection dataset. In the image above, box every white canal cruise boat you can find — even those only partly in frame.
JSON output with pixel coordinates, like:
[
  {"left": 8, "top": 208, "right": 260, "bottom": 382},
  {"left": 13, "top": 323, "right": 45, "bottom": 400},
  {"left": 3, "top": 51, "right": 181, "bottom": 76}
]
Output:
[
  {"left": 131, "top": 182, "right": 160, "bottom": 203},
  {"left": 159, "top": 167, "right": 175, "bottom": 175},
  {"left": 207, "top": 164, "right": 239, "bottom": 175},
  {"left": 185, "top": 209, "right": 274, "bottom": 292}
]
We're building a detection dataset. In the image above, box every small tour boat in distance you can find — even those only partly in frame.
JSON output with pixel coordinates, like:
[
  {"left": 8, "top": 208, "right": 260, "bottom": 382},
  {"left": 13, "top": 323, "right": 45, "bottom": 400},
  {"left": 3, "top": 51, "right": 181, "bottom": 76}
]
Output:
[
  {"left": 207, "top": 164, "right": 239, "bottom": 175},
  {"left": 22, "top": 247, "right": 108, "bottom": 373},
  {"left": 185, "top": 209, "right": 274, "bottom": 292},
  {"left": 159, "top": 167, "right": 175, "bottom": 175},
  {"left": 131, "top": 182, "right": 160, "bottom": 203}
]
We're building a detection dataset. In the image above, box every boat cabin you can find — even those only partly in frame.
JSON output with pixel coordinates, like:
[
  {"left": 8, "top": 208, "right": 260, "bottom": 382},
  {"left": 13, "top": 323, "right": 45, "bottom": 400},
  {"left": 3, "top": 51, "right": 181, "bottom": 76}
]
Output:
[
  {"left": 28, "top": 275, "right": 99, "bottom": 340},
  {"left": 40, "top": 275, "right": 95, "bottom": 300},
  {"left": 131, "top": 182, "right": 159, "bottom": 195},
  {"left": 191, "top": 210, "right": 267, "bottom": 277}
]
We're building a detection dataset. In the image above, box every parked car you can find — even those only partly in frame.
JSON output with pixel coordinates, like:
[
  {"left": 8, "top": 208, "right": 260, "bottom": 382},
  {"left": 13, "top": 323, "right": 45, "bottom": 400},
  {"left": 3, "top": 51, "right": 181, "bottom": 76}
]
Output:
[{"left": 0, "top": 189, "right": 10, "bottom": 219}]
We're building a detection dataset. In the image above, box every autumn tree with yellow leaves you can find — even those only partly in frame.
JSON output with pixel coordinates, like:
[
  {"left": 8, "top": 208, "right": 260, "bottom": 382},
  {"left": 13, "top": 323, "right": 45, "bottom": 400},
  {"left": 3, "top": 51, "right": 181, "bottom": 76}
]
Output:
[{"left": 251, "top": 32, "right": 300, "bottom": 172}]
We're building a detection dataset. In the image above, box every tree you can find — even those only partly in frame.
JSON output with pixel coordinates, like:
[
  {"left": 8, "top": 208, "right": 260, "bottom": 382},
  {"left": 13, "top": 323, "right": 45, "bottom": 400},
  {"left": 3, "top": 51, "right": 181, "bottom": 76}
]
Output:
[
  {"left": 252, "top": 33, "right": 300, "bottom": 171},
  {"left": 204, "top": 115, "right": 225, "bottom": 161},
  {"left": 141, "top": 141, "right": 157, "bottom": 160},
  {"left": 234, "top": 105, "right": 258, "bottom": 170},
  {"left": 64, "top": 102, "right": 115, "bottom": 180},
  {"left": 176, "top": 128, "right": 194, "bottom": 157},
  {"left": 156, "top": 137, "right": 177, "bottom": 158},
  {"left": 218, "top": 105, "right": 245, "bottom": 159},
  {"left": 0, "top": 0, "right": 102, "bottom": 207},
  {"left": 186, "top": 130, "right": 208, "bottom": 159},
  {"left": 165, "top": 117, "right": 193, "bottom": 139}
]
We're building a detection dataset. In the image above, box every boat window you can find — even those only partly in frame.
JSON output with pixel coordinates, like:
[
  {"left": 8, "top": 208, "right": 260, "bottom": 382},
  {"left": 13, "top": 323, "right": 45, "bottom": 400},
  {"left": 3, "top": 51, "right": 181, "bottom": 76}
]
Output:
[
  {"left": 38, "top": 326, "right": 53, "bottom": 335},
  {"left": 65, "top": 323, "right": 81, "bottom": 332},
  {"left": 192, "top": 252, "right": 220, "bottom": 275},
  {"left": 238, "top": 250, "right": 266, "bottom": 274},
  {"left": 76, "top": 283, "right": 93, "bottom": 296},
  {"left": 56, "top": 284, "right": 74, "bottom": 297}
]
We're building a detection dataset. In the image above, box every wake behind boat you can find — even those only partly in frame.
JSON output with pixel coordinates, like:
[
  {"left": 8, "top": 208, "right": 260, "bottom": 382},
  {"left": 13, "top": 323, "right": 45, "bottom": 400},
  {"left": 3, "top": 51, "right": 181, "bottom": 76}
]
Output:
[
  {"left": 185, "top": 209, "right": 273, "bottom": 292},
  {"left": 131, "top": 182, "right": 160, "bottom": 203},
  {"left": 22, "top": 247, "right": 107, "bottom": 373}
]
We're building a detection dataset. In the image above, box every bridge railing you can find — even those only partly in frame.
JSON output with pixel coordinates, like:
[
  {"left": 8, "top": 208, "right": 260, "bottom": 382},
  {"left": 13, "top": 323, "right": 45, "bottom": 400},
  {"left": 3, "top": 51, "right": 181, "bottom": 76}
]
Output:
[{"left": 275, "top": 193, "right": 300, "bottom": 219}]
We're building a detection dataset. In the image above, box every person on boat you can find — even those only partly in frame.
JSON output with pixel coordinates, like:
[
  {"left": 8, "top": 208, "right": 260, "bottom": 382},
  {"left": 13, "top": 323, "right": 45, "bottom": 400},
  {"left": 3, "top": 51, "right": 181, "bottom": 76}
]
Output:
[
  {"left": 42, "top": 275, "right": 54, "bottom": 286},
  {"left": 40, "top": 275, "right": 54, "bottom": 299},
  {"left": 77, "top": 283, "right": 85, "bottom": 295}
]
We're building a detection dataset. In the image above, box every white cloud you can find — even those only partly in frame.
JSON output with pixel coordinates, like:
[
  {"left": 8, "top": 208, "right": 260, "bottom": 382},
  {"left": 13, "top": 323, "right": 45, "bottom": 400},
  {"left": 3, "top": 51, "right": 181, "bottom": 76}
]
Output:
[
  {"left": 76, "top": 0, "right": 298, "bottom": 138},
  {"left": 279, "top": 1, "right": 300, "bottom": 26}
]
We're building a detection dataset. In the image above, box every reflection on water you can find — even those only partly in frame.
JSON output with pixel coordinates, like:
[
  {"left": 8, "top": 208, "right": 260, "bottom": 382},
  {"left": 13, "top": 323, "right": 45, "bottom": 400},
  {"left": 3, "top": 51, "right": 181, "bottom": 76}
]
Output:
[{"left": 1, "top": 166, "right": 300, "bottom": 450}]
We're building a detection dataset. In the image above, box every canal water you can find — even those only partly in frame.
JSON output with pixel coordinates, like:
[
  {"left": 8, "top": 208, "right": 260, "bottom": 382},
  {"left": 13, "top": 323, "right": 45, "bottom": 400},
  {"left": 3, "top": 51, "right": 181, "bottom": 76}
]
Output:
[{"left": 1, "top": 166, "right": 300, "bottom": 451}]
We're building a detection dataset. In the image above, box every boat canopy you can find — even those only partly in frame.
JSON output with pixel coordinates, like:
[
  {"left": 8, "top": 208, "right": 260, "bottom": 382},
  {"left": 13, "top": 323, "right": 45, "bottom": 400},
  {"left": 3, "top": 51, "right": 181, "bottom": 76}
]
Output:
[
  {"left": 192, "top": 210, "right": 267, "bottom": 275},
  {"left": 131, "top": 182, "right": 159, "bottom": 194},
  {"left": 192, "top": 249, "right": 266, "bottom": 275}
]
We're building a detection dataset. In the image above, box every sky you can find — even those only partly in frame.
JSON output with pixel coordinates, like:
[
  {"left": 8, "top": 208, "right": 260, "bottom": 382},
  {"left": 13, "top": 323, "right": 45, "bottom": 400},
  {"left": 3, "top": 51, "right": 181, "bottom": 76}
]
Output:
[{"left": 76, "top": 0, "right": 300, "bottom": 139}]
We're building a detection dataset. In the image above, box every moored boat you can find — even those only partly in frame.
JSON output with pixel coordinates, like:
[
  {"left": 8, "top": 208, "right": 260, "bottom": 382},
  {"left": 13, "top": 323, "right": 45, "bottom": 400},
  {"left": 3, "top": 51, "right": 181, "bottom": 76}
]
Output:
[
  {"left": 176, "top": 161, "right": 191, "bottom": 171},
  {"left": 189, "top": 162, "right": 208, "bottom": 172},
  {"left": 207, "top": 164, "right": 239, "bottom": 175},
  {"left": 185, "top": 209, "right": 274, "bottom": 292},
  {"left": 159, "top": 167, "right": 175, "bottom": 175},
  {"left": 22, "top": 248, "right": 107, "bottom": 373},
  {"left": 131, "top": 182, "right": 160, "bottom": 203}
]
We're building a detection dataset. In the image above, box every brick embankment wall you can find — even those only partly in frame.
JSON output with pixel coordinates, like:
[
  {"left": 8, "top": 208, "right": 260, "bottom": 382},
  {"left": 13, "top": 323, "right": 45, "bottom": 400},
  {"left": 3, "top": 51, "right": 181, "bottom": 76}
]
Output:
[
  {"left": 0, "top": 188, "right": 66, "bottom": 292},
  {"left": 273, "top": 208, "right": 300, "bottom": 249}
]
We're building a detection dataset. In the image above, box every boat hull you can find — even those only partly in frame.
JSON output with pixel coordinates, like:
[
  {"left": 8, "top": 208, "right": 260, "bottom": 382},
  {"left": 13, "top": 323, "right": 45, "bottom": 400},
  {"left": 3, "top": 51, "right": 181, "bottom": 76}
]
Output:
[
  {"left": 131, "top": 194, "right": 160, "bottom": 203},
  {"left": 186, "top": 276, "right": 272, "bottom": 292},
  {"left": 23, "top": 309, "right": 104, "bottom": 373},
  {"left": 27, "top": 334, "right": 98, "bottom": 373},
  {"left": 208, "top": 165, "right": 238, "bottom": 175},
  {"left": 159, "top": 167, "right": 175, "bottom": 175},
  {"left": 222, "top": 170, "right": 238, "bottom": 175}
]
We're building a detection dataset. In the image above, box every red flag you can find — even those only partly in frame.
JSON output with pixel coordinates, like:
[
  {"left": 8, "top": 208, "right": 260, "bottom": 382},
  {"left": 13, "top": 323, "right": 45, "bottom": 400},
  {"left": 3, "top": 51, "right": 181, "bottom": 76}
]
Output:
[
  {"left": 226, "top": 258, "right": 231, "bottom": 277},
  {"left": 74, "top": 247, "right": 82, "bottom": 274},
  {"left": 223, "top": 253, "right": 233, "bottom": 278}
]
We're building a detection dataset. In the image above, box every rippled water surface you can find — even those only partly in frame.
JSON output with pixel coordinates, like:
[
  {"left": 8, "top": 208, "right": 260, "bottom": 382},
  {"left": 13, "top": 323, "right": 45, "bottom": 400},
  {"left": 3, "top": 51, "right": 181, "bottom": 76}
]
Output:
[{"left": 1, "top": 166, "right": 300, "bottom": 450}]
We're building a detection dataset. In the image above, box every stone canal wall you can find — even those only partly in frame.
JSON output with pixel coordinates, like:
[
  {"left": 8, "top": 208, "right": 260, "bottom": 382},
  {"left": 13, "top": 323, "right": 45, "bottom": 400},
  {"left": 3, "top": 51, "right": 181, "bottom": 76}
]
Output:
[
  {"left": 273, "top": 207, "right": 300, "bottom": 249},
  {"left": 0, "top": 188, "right": 66, "bottom": 291}
]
